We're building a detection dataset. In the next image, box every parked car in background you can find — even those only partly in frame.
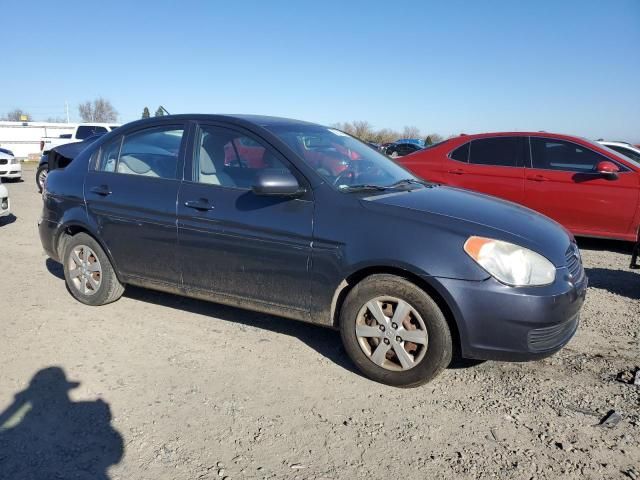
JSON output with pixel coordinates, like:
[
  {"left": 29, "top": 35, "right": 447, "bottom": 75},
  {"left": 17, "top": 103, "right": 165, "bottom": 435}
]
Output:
[
  {"left": 40, "top": 123, "right": 120, "bottom": 155},
  {"left": 40, "top": 114, "right": 586, "bottom": 387},
  {"left": 598, "top": 141, "right": 640, "bottom": 164},
  {"left": 36, "top": 133, "right": 107, "bottom": 192},
  {"left": 398, "top": 132, "right": 640, "bottom": 243},
  {"left": 0, "top": 182, "right": 9, "bottom": 217},
  {"left": 385, "top": 141, "right": 424, "bottom": 158},
  {"left": 0, "top": 147, "right": 21, "bottom": 181},
  {"left": 395, "top": 138, "right": 425, "bottom": 147}
]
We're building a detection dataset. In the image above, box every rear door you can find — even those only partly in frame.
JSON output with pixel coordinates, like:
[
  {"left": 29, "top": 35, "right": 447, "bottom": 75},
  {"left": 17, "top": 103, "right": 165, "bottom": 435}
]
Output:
[
  {"left": 524, "top": 137, "right": 639, "bottom": 238},
  {"left": 177, "top": 122, "right": 314, "bottom": 315},
  {"left": 84, "top": 124, "right": 186, "bottom": 286},
  {"left": 445, "top": 136, "right": 526, "bottom": 204}
]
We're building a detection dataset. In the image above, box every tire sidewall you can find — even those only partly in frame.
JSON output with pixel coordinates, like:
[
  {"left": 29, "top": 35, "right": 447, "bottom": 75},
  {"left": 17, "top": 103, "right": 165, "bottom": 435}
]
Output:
[{"left": 340, "top": 275, "right": 452, "bottom": 387}]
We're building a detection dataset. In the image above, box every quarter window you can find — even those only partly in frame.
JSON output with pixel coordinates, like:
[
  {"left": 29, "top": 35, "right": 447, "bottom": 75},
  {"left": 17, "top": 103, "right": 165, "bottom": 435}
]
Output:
[
  {"left": 450, "top": 143, "right": 469, "bottom": 162},
  {"left": 195, "top": 125, "right": 290, "bottom": 189},
  {"left": 469, "top": 137, "right": 523, "bottom": 167},
  {"left": 530, "top": 138, "right": 609, "bottom": 172}
]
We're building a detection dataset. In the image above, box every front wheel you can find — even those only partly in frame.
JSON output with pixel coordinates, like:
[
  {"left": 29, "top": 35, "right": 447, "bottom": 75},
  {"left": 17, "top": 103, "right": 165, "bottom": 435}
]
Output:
[
  {"left": 62, "top": 233, "right": 125, "bottom": 306},
  {"left": 339, "top": 274, "right": 452, "bottom": 387}
]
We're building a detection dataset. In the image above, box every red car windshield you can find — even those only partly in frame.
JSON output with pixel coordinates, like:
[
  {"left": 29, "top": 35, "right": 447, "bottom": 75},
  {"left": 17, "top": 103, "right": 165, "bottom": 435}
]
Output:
[{"left": 266, "top": 125, "right": 420, "bottom": 190}]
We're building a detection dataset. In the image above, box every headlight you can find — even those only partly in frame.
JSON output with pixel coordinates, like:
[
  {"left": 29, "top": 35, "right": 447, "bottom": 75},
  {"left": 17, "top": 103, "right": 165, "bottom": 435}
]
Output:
[
  {"left": 464, "top": 236, "right": 556, "bottom": 286},
  {"left": 10, "top": 157, "right": 18, "bottom": 164}
]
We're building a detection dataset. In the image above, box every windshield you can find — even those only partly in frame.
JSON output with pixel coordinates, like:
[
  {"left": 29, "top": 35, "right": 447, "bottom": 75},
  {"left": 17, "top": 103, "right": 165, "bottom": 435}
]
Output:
[
  {"left": 583, "top": 138, "right": 640, "bottom": 169},
  {"left": 265, "top": 124, "right": 422, "bottom": 191}
]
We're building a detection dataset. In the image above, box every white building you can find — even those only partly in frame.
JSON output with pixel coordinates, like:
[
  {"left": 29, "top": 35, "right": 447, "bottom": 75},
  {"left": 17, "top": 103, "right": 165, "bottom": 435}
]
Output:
[{"left": 0, "top": 121, "right": 76, "bottom": 159}]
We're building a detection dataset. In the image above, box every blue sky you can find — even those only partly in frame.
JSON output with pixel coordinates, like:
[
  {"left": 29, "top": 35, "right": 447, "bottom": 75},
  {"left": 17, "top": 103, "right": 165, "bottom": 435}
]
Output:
[{"left": 1, "top": 0, "right": 639, "bottom": 141}]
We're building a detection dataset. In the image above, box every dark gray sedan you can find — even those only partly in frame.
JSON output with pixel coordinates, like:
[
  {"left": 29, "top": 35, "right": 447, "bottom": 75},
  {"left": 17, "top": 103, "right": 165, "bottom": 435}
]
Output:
[{"left": 39, "top": 115, "right": 587, "bottom": 386}]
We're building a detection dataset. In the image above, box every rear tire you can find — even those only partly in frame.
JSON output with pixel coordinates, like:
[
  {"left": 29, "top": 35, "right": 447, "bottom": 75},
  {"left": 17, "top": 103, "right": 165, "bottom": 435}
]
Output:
[
  {"left": 62, "top": 233, "right": 125, "bottom": 306},
  {"left": 36, "top": 164, "right": 48, "bottom": 192},
  {"left": 339, "top": 274, "right": 452, "bottom": 387}
]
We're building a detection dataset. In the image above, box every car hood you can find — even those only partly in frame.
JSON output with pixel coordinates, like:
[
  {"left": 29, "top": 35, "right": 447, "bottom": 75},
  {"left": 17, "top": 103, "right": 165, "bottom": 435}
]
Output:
[{"left": 360, "top": 185, "right": 572, "bottom": 266}]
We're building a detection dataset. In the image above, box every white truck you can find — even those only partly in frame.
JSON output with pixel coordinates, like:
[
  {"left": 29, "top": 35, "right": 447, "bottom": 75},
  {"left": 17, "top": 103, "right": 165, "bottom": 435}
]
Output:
[{"left": 40, "top": 123, "right": 120, "bottom": 154}]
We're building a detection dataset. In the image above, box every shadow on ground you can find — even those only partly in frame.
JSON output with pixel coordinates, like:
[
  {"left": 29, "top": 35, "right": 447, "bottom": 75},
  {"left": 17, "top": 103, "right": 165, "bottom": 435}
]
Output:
[
  {"left": 584, "top": 267, "right": 640, "bottom": 300},
  {"left": 0, "top": 367, "right": 123, "bottom": 480},
  {"left": 0, "top": 213, "right": 17, "bottom": 226},
  {"left": 577, "top": 237, "right": 634, "bottom": 255}
]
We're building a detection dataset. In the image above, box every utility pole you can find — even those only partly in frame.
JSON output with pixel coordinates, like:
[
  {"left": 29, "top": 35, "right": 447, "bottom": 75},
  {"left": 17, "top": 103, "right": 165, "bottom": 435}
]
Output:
[{"left": 65, "top": 101, "right": 70, "bottom": 123}]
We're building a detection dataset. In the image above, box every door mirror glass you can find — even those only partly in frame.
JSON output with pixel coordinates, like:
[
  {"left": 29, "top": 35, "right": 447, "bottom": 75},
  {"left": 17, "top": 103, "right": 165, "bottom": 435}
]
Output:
[
  {"left": 252, "top": 170, "right": 303, "bottom": 196},
  {"left": 596, "top": 161, "right": 619, "bottom": 178}
]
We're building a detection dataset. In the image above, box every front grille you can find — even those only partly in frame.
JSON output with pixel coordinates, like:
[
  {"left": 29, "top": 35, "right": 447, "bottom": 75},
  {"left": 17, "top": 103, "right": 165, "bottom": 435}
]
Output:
[
  {"left": 528, "top": 315, "right": 579, "bottom": 352},
  {"left": 565, "top": 243, "right": 584, "bottom": 281}
]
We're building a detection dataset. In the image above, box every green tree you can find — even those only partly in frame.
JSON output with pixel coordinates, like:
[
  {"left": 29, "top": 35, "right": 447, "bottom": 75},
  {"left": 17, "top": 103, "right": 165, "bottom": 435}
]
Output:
[
  {"left": 142, "top": 107, "right": 150, "bottom": 119},
  {"left": 155, "top": 106, "right": 164, "bottom": 117}
]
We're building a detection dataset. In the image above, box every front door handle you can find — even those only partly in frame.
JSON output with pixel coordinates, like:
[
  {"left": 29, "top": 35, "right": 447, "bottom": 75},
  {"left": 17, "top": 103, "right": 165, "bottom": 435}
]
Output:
[
  {"left": 184, "top": 199, "right": 214, "bottom": 211},
  {"left": 527, "top": 174, "right": 549, "bottom": 182},
  {"left": 90, "top": 185, "right": 112, "bottom": 196},
  {"left": 448, "top": 169, "right": 466, "bottom": 175}
]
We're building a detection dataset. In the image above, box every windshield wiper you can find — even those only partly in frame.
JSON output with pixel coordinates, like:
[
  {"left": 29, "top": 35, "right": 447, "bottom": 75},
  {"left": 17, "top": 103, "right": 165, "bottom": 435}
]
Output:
[
  {"left": 385, "top": 178, "right": 426, "bottom": 189},
  {"left": 339, "top": 184, "right": 389, "bottom": 192}
]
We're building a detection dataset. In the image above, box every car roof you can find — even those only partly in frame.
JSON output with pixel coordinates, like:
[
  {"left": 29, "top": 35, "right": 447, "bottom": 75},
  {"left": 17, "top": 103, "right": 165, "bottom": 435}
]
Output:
[{"left": 120, "top": 114, "right": 321, "bottom": 129}]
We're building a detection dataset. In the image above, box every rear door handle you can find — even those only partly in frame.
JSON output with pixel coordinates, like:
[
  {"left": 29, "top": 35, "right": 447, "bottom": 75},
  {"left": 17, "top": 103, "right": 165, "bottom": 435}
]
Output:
[
  {"left": 527, "top": 175, "right": 549, "bottom": 182},
  {"left": 89, "top": 185, "right": 112, "bottom": 196},
  {"left": 184, "top": 199, "right": 214, "bottom": 211},
  {"left": 448, "top": 169, "right": 466, "bottom": 175}
]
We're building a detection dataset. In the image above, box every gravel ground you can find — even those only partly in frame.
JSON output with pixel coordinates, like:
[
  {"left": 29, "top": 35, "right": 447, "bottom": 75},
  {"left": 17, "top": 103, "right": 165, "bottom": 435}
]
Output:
[{"left": 0, "top": 164, "right": 638, "bottom": 480}]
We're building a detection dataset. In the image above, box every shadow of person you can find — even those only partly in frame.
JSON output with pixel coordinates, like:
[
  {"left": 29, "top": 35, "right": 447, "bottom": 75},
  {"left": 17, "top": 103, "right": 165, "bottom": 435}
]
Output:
[{"left": 0, "top": 367, "right": 123, "bottom": 480}]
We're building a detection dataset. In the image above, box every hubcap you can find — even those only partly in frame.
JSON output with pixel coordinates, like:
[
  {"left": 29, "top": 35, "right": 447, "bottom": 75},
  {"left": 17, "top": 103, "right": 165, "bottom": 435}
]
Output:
[
  {"left": 355, "top": 296, "right": 428, "bottom": 371},
  {"left": 67, "top": 245, "right": 102, "bottom": 296}
]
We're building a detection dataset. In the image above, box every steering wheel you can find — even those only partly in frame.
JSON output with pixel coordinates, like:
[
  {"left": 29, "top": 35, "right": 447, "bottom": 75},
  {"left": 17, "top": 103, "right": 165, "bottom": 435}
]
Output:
[{"left": 333, "top": 169, "right": 356, "bottom": 187}]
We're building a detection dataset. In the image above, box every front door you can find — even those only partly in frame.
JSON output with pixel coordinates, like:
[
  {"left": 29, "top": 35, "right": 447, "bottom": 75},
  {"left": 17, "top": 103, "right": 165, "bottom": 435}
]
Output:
[
  {"left": 445, "top": 136, "right": 526, "bottom": 204},
  {"left": 524, "top": 137, "right": 639, "bottom": 238},
  {"left": 177, "top": 123, "right": 313, "bottom": 316},
  {"left": 84, "top": 124, "right": 186, "bottom": 286}
]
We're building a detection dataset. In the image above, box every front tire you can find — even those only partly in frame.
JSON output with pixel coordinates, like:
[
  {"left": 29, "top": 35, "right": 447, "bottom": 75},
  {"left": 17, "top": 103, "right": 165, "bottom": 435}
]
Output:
[
  {"left": 62, "top": 233, "right": 125, "bottom": 306},
  {"left": 339, "top": 274, "right": 452, "bottom": 387}
]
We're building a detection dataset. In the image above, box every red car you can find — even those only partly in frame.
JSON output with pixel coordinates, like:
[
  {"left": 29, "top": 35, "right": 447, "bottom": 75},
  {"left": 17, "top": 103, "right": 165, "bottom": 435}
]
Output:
[{"left": 398, "top": 132, "right": 640, "bottom": 242}]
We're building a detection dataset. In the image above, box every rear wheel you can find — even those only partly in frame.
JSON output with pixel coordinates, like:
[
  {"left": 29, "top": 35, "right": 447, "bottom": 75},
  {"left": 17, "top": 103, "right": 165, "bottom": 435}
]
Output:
[
  {"left": 62, "top": 233, "right": 124, "bottom": 306},
  {"left": 36, "top": 164, "right": 48, "bottom": 192},
  {"left": 339, "top": 274, "right": 452, "bottom": 387}
]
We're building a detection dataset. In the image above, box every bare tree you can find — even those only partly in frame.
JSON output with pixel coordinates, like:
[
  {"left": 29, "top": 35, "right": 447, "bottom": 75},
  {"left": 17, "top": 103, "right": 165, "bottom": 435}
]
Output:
[
  {"left": 401, "top": 126, "right": 421, "bottom": 139},
  {"left": 78, "top": 98, "right": 118, "bottom": 122},
  {"left": 4, "top": 109, "right": 31, "bottom": 121},
  {"left": 45, "top": 117, "right": 66, "bottom": 123},
  {"left": 351, "top": 120, "right": 374, "bottom": 140}
]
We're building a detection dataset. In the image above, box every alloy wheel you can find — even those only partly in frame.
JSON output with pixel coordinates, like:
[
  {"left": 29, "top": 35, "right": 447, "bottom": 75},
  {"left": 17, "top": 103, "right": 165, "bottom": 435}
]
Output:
[
  {"left": 67, "top": 245, "right": 102, "bottom": 296},
  {"left": 355, "top": 296, "right": 429, "bottom": 371}
]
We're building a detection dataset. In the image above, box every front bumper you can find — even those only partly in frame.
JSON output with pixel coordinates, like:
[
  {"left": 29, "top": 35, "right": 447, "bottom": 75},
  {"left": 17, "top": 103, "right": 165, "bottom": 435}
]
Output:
[
  {"left": 432, "top": 269, "right": 587, "bottom": 362},
  {"left": 0, "top": 162, "right": 22, "bottom": 178}
]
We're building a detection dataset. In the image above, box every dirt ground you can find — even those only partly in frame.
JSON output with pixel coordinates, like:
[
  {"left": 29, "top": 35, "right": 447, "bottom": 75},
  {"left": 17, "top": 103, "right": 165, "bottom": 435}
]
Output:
[{"left": 0, "top": 164, "right": 638, "bottom": 480}]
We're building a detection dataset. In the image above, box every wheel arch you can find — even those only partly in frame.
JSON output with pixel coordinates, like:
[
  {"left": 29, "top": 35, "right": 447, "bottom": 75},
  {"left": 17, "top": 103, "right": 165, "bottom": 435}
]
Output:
[
  {"left": 330, "top": 266, "right": 461, "bottom": 353},
  {"left": 56, "top": 222, "right": 123, "bottom": 283}
]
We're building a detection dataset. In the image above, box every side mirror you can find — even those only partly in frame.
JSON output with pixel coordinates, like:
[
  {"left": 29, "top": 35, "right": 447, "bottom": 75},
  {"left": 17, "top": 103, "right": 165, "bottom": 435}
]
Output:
[
  {"left": 252, "top": 170, "right": 303, "bottom": 197},
  {"left": 596, "top": 161, "right": 619, "bottom": 179}
]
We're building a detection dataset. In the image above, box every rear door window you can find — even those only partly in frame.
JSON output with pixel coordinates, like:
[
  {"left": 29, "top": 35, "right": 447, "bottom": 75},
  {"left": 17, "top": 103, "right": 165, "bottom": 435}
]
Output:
[
  {"left": 530, "top": 138, "right": 610, "bottom": 172},
  {"left": 469, "top": 137, "right": 524, "bottom": 167}
]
